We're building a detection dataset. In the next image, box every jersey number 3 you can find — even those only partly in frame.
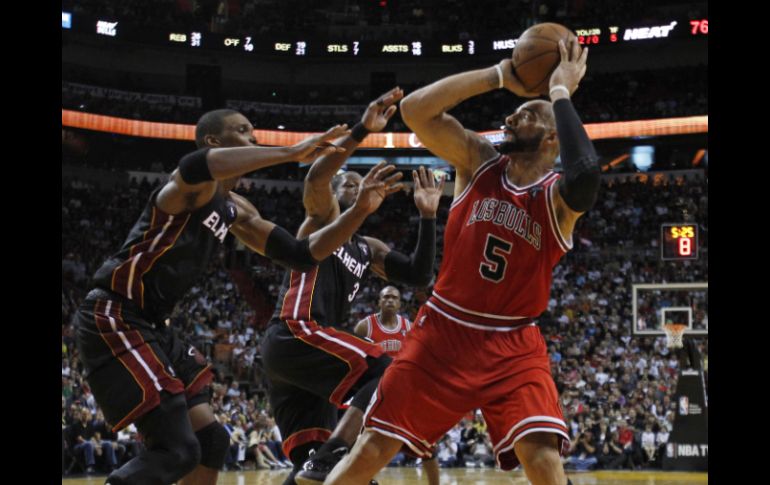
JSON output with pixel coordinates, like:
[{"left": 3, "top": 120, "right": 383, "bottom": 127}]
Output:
[
  {"left": 348, "top": 282, "right": 360, "bottom": 302},
  {"left": 479, "top": 234, "right": 512, "bottom": 283}
]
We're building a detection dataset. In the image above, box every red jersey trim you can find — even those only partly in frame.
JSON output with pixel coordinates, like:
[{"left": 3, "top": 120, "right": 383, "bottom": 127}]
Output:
[
  {"left": 425, "top": 300, "right": 535, "bottom": 331},
  {"left": 450, "top": 154, "right": 503, "bottom": 210},
  {"left": 374, "top": 313, "right": 403, "bottom": 334},
  {"left": 365, "top": 315, "right": 375, "bottom": 339},
  {"left": 545, "top": 182, "right": 574, "bottom": 252},
  {"left": 432, "top": 291, "right": 531, "bottom": 321},
  {"left": 492, "top": 415, "right": 568, "bottom": 453},
  {"left": 501, "top": 170, "right": 559, "bottom": 195}
]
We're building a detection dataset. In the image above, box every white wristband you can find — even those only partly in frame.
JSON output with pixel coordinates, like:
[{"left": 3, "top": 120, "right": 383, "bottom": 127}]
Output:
[
  {"left": 495, "top": 64, "right": 504, "bottom": 89},
  {"left": 550, "top": 85, "right": 570, "bottom": 98}
]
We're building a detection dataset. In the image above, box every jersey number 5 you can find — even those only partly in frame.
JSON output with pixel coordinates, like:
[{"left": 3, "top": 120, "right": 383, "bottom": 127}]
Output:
[{"left": 479, "top": 234, "right": 512, "bottom": 283}]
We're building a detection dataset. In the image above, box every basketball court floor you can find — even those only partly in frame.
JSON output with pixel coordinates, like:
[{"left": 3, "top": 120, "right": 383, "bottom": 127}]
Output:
[{"left": 63, "top": 467, "right": 708, "bottom": 484}]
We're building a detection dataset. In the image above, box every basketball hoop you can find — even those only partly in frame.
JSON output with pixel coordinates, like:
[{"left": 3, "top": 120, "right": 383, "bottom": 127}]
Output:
[{"left": 663, "top": 323, "right": 687, "bottom": 349}]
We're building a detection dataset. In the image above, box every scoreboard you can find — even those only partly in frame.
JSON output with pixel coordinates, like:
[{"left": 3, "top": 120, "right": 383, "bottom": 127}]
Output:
[
  {"left": 62, "top": 13, "right": 708, "bottom": 58},
  {"left": 661, "top": 223, "right": 699, "bottom": 261}
]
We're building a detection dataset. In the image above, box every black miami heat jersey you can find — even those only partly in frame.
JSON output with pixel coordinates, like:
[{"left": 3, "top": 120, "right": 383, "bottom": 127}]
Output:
[
  {"left": 272, "top": 234, "right": 372, "bottom": 328},
  {"left": 92, "top": 188, "right": 237, "bottom": 321}
]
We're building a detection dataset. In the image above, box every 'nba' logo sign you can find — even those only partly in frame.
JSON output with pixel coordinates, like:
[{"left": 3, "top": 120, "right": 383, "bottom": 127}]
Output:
[{"left": 679, "top": 396, "right": 689, "bottom": 415}]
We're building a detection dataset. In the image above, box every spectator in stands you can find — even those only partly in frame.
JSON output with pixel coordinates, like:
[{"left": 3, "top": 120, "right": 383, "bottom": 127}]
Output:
[
  {"left": 597, "top": 433, "right": 625, "bottom": 470},
  {"left": 226, "top": 381, "right": 241, "bottom": 398},
  {"left": 90, "top": 409, "right": 123, "bottom": 467},
  {"left": 221, "top": 413, "right": 246, "bottom": 470},
  {"left": 566, "top": 430, "right": 599, "bottom": 470},
  {"left": 261, "top": 415, "right": 292, "bottom": 466},
  {"left": 117, "top": 423, "right": 144, "bottom": 466},
  {"left": 436, "top": 433, "right": 459, "bottom": 468},
  {"left": 641, "top": 422, "right": 657, "bottom": 466},
  {"left": 469, "top": 434, "right": 495, "bottom": 468},
  {"left": 67, "top": 408, "right": 116, "bottom": 473},
  {"left": 459, "top": 419, "right": 480, "bottom": 466},
  {"left": 616, "top": 419, "right": 643, "bottom": 469}
]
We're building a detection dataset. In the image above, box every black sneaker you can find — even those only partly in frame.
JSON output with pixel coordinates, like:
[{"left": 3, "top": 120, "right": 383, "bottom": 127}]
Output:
[{"left": 295, "top": 447, "right": 348, "bottom": 485}]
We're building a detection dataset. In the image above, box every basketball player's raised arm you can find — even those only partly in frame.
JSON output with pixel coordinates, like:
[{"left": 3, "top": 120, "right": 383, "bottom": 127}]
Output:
[
  {"left": 156, "top": 124, "right": 349, "bottom": 215},
  {"left": 365, "top": 167, "right": 444, "bottom": 287},
  {"left": 300, "top": 88, "right": 404, "bottom": 236},
  {"left": 548, "top": 40, "right": 600, "bottom": 239},
  {"left": 400, "top": 61, "right": 538, "bottom": 178},
  {"left": 229, "top": 162, "right": 404, "bottom": 271}
]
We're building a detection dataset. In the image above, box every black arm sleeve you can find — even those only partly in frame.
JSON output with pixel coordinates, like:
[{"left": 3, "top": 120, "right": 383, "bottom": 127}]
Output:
[
  {"left": 263, "top": 225, "right": 319, "bottom": 273},
  {"left": 350, "top": 122, "right": 370, "bottom": 142},
  {"left": 178, "top": 148, "right": 213, "bottom": 184},
  {"left": 553, "top": 98, "right": 601, "bottom": 212},
  {"left": 383, "top": 218, "right": 436, "bottom": 287}
]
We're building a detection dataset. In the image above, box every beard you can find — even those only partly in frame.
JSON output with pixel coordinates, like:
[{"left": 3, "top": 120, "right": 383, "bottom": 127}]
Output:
[
  {"left": 496, "top": 131, "right": 543, "bottom": 155},
  {"left": 338, "top": 196, "right": 354, "bottom": 211}
]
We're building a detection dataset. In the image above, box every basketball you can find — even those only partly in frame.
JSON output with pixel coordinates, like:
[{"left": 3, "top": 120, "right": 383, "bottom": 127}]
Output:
[{"left": 512, "top": 23, "right": 580, "bottom": 95}]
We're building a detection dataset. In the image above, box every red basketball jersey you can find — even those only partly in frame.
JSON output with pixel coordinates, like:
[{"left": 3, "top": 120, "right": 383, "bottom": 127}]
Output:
[
  {"left": 429, "top": 154, "right": 572, "bottom": 329},
  {"left": 365, "top": 314, "right": 412, "bottom": 357}
]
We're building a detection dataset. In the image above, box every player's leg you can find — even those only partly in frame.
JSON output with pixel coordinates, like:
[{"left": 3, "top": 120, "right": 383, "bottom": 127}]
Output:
[
  {"left": 105, "top": 392, "right": 201, "bottom": 485},
  {"left": 262, "top": 321, "right": 391, "bottom": 484},
  {"left": 328, "top": 305, "right": 480, "bottom": 484},
  {"left": 326, "top": 429, "right": 404, "bottom": 485},
  {"left": 481, "top": 328, "right": 571, "bottom": 485},
  {"left": 272, "top": 389, "right": 337, "bottom": 485},
  {"left": 178, "top": 398, "right": 229, "bottom": 485},
  {"left": 262, "top": 323, "right": 344, "bottom": 484},
  {"left": 514, "top": 433, "right": 568, "bottom": 485},
  {"left": 163, "top": 327, "right": 227, "bottom": 485},
  {"left": 294, "top": 354, "right": 390, "bottom": 484},
  {"left": 325, "top": 356, "right": 466, "bottom": 484},
  {"left": 76, "top": 298, "right": 199, "bottom": 485},
  {"left": 422, "top": 455, "right": 440, "bottom": 485}
]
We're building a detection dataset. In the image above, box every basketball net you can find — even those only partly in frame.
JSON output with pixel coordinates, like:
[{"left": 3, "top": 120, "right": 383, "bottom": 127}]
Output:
[{"left": 663, "top": 323, "right": 687, "bottom": 349}]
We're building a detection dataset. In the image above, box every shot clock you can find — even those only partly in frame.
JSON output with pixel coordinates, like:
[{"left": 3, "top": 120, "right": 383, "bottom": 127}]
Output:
[{"left": 661, "top": 223, "right": 698, "bottom": 260}]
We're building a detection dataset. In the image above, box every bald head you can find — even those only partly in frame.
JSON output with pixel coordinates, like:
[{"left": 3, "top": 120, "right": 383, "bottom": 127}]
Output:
[
  {"left": 333, "top": 171, "right": 362, "bottom": 210},
  {"left": 379, "top": 286, "right": 400, "bottom": 299},
  {"left": 195, "top": 109, "right": 257, "bottom": 149},
  {"left": 523, "top": 99, "right": 556, "bottom": 130},
  {"left": 195, "top": 109, "right": 240, "bottom": 148},
  {"left": 498, "top": 99, "right": 558, "bottom": 158},
  {"left": 378, "top": 286, "right": 401, "bottom": 315}
]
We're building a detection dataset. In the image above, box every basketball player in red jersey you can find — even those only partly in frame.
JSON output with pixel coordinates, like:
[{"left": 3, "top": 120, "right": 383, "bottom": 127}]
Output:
[
  {"left": 327, "top": 40, "right": 597, "bottom": 485},
  {"left": 354, "top": 286, "right": 440, "bottom": 485},
  {"left": 354, "top": 286, "right": 412, "bottom": 357}
]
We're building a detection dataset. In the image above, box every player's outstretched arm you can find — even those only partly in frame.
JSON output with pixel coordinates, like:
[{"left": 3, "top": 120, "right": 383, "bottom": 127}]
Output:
[
  {"left": 365, "top": 167, "right": 444, "bottom": 287},
  {"left": 230, "top": 162, "right": 403, "bottom": 271},
  {"left": 301, "top": 88, "right": 404, "bottom": 236},
  {"left": 400, "top": 62, "right": 537, "bottom": 179},
  {"left": 156, "top": 124, "right": 350, "bottom": 215},
  {"left": 548, "top": 40, "right": 600, "bottom": 240}
]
